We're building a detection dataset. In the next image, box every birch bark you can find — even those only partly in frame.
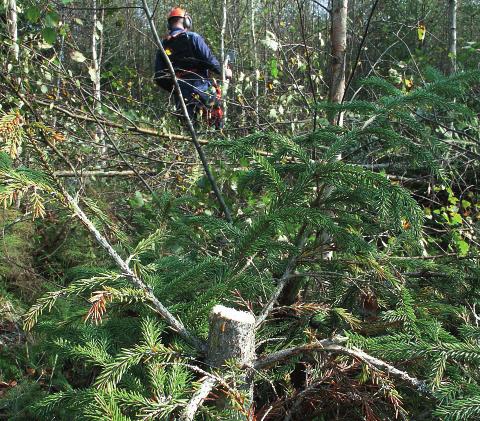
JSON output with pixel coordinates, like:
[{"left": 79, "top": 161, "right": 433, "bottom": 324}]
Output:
[
  {"left": 220, "top": 0, "right": 229, "bottom": 122},
  {"left": 92, "top": 0, "right": 106, "bottom": 162},
  {"left": 447, "top": 0, "right": 457, "bottom": 74},
  {"left": 250, "top": 0, "right": 260, "bottom": 125},
  {"left": 5, "top": 0, "right": 19, "bottom": 63},
  {"left": 329, "top": 0, "right": 348, "bottom": 126}
]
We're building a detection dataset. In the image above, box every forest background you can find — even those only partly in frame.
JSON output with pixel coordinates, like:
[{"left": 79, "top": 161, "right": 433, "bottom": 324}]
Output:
[{"left": 1, "top": 0, "right": 480, "bottom": 420}]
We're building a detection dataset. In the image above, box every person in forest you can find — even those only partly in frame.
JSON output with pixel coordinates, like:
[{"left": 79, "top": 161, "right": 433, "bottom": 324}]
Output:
[{"left": 154, "top": 7, "right": 232, "bottom": 128}]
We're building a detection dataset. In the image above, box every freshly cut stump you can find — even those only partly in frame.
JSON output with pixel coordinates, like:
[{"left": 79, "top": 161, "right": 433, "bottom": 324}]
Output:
[
  {"left": 207, "top": 305, "right": 255, "bottom": 366},
  {"left": 207, "top": 305, "right": 256, "bottom": 417}
]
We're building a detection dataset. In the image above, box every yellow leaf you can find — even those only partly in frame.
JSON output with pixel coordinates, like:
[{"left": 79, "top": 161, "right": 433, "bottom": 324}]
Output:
[
  {"left": 404, "top": 78, "right": 414, "bottom": 90},
  {"left": 417, "top": 23, "right": 426, "bottom": 42}
]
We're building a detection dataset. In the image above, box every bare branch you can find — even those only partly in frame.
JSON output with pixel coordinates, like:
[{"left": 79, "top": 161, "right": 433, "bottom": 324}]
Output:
[
  {"left": 309, "top": 0, "right": 331, "bottom": 14},
  {"left": 255, "top": 227, "right": 310, "bottom": 328},
  {"left": 34, "top": 98, "right": 204, "bottom": 145},
  {"left": 179, "top": 377, "right": 217, "bottom": 421},
  {"left": 54, "top": 170, "right": 149, "bottom": 177},
  {"left": 343, "top": 0, "right": 380, "bottom": 102},
  {"left": 252, "top": 338, "right": 431, "bottom": 396}
]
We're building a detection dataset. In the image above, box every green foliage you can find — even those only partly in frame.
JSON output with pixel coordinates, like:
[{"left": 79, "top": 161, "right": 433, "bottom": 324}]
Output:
[
  {"left": 435, "top": 396, "right": 480, "bottom": 421},
  {"left": 2, "top": 14, "right": 480, "bottom": 415},
  {"left": 10, "top": 73, "right": 476, "bottom": 418}
]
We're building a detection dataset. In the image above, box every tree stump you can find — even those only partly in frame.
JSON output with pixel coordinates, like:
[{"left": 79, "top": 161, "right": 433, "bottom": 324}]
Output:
[{"left": 207, "top": 305, "right": 256, "bottom": 417}]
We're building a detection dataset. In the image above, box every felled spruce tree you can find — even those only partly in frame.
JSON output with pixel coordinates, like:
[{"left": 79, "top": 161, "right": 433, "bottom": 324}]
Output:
[{"left": 2, "top": 70, "right": 479, "bottom": 420}]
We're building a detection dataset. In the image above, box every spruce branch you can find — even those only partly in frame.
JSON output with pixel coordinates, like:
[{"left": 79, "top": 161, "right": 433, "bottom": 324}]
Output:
[
  {"left": 24, "top": 273, "right": 120, "bottom": 331},
  {"left": 27, "top": 135, "right": 205, "bottom": 352},
  {"left": 435, "top": 395, "right": 480, "bottom": 421},
  {"left": 255, "top": 225, "right": 310, "bottom": 327}
]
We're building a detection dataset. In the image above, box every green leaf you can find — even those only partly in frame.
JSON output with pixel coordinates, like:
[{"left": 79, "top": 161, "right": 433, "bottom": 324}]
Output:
[
  {"left": 42, "top": 27, "right": 57, "bottom": 45},
  {"left": 456, "top": 239, "right": 469, "bottom": 256},
  {"left": 450, "top": 212, "right": 462, "bottom": 225},
  {"left": 417, "top": 23, "right": 426, "bottom": 42},
  {"left": 448, "top": 195, "right": 459, "bottom": 205},
  {"left": 26, "top": 6, "right": 41, "bottom": 23},
  {"left": 45, "top": 11, "right": 60, "bottom": 28},
  {"left": 270, "top": 58, "right": 278, "bottom": 79}
]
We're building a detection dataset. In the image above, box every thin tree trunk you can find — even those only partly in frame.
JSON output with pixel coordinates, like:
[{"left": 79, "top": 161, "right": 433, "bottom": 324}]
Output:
[
  {"left": 447, "top": 0, "right": 457, "bottom": 74},
  {"left": 323, "top": 0, "right": 349, "bottom": 256},
  {"left": 250, "top": 0, "right": 260, "bottom": 126},
  {"left": 220, "top": 0, "right": 227, "bottom": 84},
  {"left": 274, "top": 1, "right": 350, "bottom": 307},
  {"left": 6, "top": 0, "right": 21, "bottom": 208},
  {"left": 329, "top": 0, "right": 348, "bottom": 126},
  {"left": 5, "top": 0, "right": 19, "bottom": 63},
  {"left": 277, "top": 0, "right": 349, "bottom": 307},
  {"left": 220, "top": 0, "right": 229, "bottom": 122},
  {"left": 92, "top": 0, "right": 106, "bottom": 163},
  {"left": 52, "top": 32, "right": 66, "bottom": 129}
]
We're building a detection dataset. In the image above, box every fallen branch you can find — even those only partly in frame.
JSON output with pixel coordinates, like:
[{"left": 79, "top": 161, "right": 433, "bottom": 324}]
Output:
[
  {"left": 65, "top": 191, "right": 205, "bottom": 351},
  {"left": 253, "top": 337, "right": 431, "bottom": 396},
  {"left": 179, "top": 377, "right": 217, "bottom": 421},
  {"left": 34, "top": 98, "right": 206, "bottom": 145},
  {"left": 54, "top": 170, "right": 152, "bottom": 177},
  {"left": 33, "top": 99, "right": 279, "bottom": 159}
]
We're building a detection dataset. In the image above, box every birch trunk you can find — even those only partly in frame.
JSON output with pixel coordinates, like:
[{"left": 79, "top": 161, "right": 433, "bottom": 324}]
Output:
[
  {"left": 250, "top": 0, "right": 260, "bottom": 126},
  {"left": 278, "top": 0, "right": 350, "bottom": 306},
  {"left": 92, "top": 0, "right": 106, "bottom": 162},
  {"left": 447, "top": 0, "right": 457, "bottom": 74},
  {"left": 220, "top": 0, "right": 227, "bottom": 84},
  {"left": 328, "top": 0, "right": 348, "bottom": 125},
  {"left": 5, "top": 0, "right": 19, "bottom": 63},
  {"left": 275, "top": 2, "right": 350, "bottom": 307},
  {"left": 6, "top": 0, "right": 21, "bottom": 208},
  {"left": 220, "top": 0, "right": 229, "bottom": 122},
  {"left": 323, "top": 0, "right": 349, "bottom": 254}
]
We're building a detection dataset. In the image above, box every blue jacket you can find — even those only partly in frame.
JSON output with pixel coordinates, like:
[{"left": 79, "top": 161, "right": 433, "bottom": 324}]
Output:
[{"left": 154, "top": 29, "right": 221, "bottom": 102}]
